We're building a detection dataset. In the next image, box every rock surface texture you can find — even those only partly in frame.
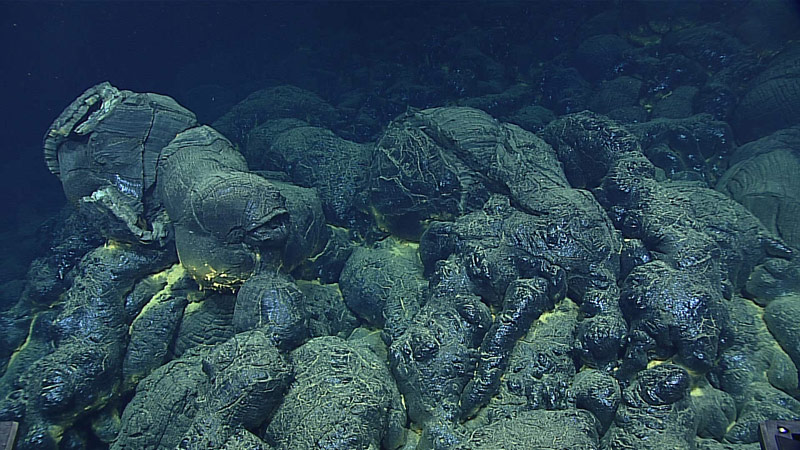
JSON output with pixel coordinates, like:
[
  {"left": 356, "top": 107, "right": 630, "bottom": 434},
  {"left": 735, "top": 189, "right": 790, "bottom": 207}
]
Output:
[{"left": 3, "top": 3, "right": 800, "bottom": 449}]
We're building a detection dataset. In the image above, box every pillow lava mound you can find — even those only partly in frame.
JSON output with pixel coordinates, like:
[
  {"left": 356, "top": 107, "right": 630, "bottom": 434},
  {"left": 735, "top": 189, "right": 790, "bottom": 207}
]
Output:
[{"left": 0, "top": 78, "right": 798, "bottom": 450}]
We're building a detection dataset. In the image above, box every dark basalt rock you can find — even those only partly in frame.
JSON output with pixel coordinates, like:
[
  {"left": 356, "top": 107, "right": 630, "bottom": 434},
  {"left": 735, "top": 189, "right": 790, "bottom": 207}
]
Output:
[
  {"left": 1, "top": 244, "right": 174, "bottom": 450},
  {"left": 734, "top": 43, "right": 800, "bottom": 142},
  {"left": 389, "top": 259, "right": 490, "bottom": 425},
  {"left": 574, "top": 34, "right": 633, "bottom": 82},
  {"left": 158, "top": 125, "right": 290, "bottom": 290},
  {"left": 251, "top": 125, "right": 374, "bottom": 230},
  {"left": 603, "top": 364, "right": 696, "bottom": 450},
  {"left": 233, "top": 273, "right": 308, "bottom": 352},
  {"left": 621, "top": 260, "right": 729, "bottom": 372},
  {"left": 264, "top": 336, "right": 406, "bottom": 450},
  {"left": 339, "top": 237, "right": 426, "bottom": 339},
  {"left": 114, "top": 329, "right": 291, "bottom": 450},
  {"left": 717, "top": 126, "right": 800, "bottom": 249},
  {"left": 211, "top": 85, "right": 340, "bottom": 146},
  {"left": 18, "top": 14, "right": 800, "bottom": 444}
]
